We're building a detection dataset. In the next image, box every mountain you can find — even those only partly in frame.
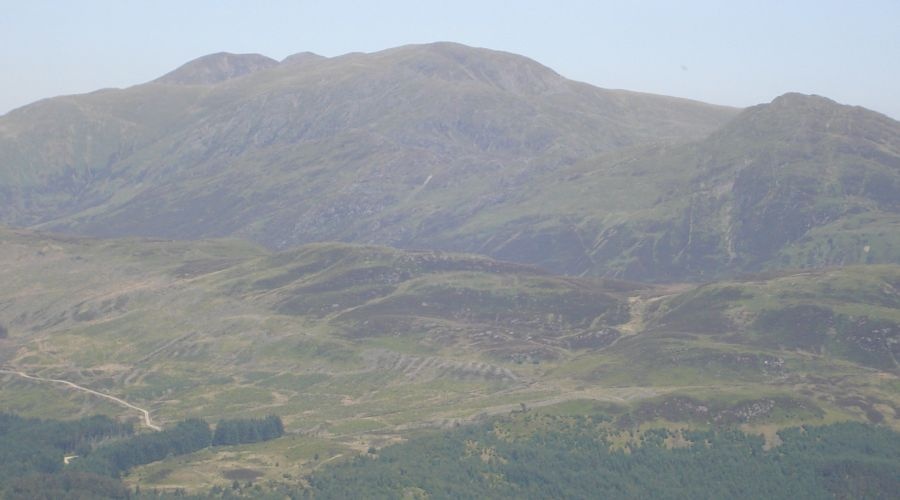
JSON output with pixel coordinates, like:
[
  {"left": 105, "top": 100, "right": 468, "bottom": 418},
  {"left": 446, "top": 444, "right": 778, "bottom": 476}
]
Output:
[
  {"left": 1, "top": 43, "right": 898, "bottom": 282},
  {"left": 476, "top": 92, "right": 900, "bottom": 280},
  {"left": 0, "top": 43, "right": 735, "bottom": 276}
]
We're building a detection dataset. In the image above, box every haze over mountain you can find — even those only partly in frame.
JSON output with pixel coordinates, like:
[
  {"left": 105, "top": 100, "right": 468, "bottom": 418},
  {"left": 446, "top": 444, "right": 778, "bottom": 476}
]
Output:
[{"left": 0, "top": 42, "right": 898, "bottom": 282}]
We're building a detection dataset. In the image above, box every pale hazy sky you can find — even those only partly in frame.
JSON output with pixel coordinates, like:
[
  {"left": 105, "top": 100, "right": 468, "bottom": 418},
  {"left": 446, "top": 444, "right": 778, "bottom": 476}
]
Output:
[{"left": 2, "top": 0, "right": 898, "bottom": 118}]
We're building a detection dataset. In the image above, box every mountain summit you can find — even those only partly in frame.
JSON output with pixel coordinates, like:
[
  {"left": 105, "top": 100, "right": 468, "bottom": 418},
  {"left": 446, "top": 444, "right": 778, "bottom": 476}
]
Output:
[
  {"left": 567, "top": 92, "right": 900, "bottom": 280},
  {"left": 713, "top": 92, "right": 900, "bottom": 146},
  {"left": 154, "top": 52, "right": 279, "bottom": 85}
]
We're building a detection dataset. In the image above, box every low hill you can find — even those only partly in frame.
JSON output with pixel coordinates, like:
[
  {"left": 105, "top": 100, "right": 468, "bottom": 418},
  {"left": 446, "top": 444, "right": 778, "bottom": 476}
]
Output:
[
  {"left": 0, "top": 227, "right": 628, "bottom": 425},
  {"left": 0, "top": 228, "right": 897, "bottom": 490},
  {"left": 644, "top": 265, "right": 900, "bottom": 371},
  {"left": 0, "top": 228, "right": 895, "bottom": 421}
]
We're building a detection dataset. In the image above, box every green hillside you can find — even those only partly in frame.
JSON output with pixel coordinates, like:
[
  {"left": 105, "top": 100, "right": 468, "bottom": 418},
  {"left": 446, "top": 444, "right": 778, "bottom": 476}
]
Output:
[
  {"left": 0, "top": 227, "right": 631, "bottom": 429},
  {"left": 451, "top": 94, "right": 900, "bottom": 280},
  {"left": 645, "top": 265, "right": 900, "bottom": 371},
  {"left": 0, "top": 228, "right": 897, "bottom": 491}
]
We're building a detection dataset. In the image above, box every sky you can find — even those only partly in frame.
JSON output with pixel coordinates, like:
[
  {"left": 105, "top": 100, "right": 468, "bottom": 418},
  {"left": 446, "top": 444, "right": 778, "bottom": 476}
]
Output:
[{"left": 2, "top": 0, "right": 899, "bottom": 118}]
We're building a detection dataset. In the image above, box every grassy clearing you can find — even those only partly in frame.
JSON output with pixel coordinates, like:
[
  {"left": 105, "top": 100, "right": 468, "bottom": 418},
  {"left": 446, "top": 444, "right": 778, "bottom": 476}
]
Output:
[{"left": 126, "top": 433, "right": 354, "bottom": 493}]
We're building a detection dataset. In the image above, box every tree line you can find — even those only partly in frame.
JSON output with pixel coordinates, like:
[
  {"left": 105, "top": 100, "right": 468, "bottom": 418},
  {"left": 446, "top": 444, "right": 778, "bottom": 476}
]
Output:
[
  {"left": 1, "top": 412, "right": 284, "bottom": 499},
  {"left": 71, "top": 415, "right": 285, "bottom": 478},
  {"left": 0, "top": 412, "right": 133, "bottom": 485},
  {"left": 303, "top": 419, "right": 900, "bottom": 499},
  {"left": 213, "top": 415, "right": 284, "bottom": 446},
  {"left": 72, "top": 418, "right": 213, "bottom": 477},
  {"left": 5, "top": 407, "right": 899, "bottom": 499}
]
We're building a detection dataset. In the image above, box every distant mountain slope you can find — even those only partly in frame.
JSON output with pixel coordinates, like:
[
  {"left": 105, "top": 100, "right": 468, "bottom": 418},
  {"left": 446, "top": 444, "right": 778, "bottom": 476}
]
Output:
[
  {"left": 1, "top": 43, "right": 897, "bottom": 281},
  {"left": 592, "top": 93, "right": 900, "bottom": 280},
  {"left": 0, "top": 43, "right": 736, "bottom": 278},
  {"left": 456, "top": 93, "right": 900, "bottom": 280}
]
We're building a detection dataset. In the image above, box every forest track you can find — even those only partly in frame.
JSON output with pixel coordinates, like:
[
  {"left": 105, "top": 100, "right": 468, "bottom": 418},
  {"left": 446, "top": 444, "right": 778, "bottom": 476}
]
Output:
[{"left": 0, "top": 368, "right": 161, "bottom": 431}]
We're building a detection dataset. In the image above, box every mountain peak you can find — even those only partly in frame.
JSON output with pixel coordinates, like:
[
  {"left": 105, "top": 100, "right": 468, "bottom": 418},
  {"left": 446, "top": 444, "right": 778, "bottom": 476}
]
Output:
[
  {"left": 281, "top": 51, "right": 326, "bottom": 66},
  {"left": 377, "top": 42, "right": 566, "bottom": 95},
  {"left": 715, "top": 92, "right": 899, "bottom": 144},
  {"left": 769, "top": 92, "right": 837, "bottom": 107},
  {"left": 154, "top": 52, "right": 279, "bottom": 85}
]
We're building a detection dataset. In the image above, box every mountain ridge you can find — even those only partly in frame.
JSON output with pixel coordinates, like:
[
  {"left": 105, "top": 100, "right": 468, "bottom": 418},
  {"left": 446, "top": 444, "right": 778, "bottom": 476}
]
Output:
[
  {"left": 153, "top": 52, "right": 279, "bottom": 85},
  {"left": 1, "top": 43, "right": 898, "bottom": 281},
  {"left": 0, "top": 43, "right": 737, "bottom": 277}
]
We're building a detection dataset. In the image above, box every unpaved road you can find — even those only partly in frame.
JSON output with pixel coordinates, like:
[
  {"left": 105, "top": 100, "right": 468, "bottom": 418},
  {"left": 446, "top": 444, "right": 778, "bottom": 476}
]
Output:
[{"left": 0, "top": 368, "right": 161, "bottom": 431}]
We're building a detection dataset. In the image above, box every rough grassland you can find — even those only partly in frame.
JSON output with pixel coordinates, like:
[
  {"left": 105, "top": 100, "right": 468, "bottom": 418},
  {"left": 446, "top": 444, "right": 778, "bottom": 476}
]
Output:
[{"left": 0, "top": 228, "right": 897, "bottom": 491}]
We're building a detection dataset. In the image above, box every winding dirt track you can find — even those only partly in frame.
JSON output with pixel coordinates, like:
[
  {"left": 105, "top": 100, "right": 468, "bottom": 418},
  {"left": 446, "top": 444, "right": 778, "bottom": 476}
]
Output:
[{"left": 0, "top": 368, "right": 161, "bottom": 431}]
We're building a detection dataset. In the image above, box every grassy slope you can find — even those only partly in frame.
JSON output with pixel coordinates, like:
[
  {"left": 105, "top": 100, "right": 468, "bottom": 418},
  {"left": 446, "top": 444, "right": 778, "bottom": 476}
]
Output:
[
  {"left": 0, "top": 228, "right": 629, "bottom": 489},
  {"left": 645, "top": 266, "right": 900, "bottom": 369},
  {"left": 447, "top": 94, "right": 900, "bottom": 281},
  {"left": 0, "top": 228, "right": 897, "bottom": 491}
]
